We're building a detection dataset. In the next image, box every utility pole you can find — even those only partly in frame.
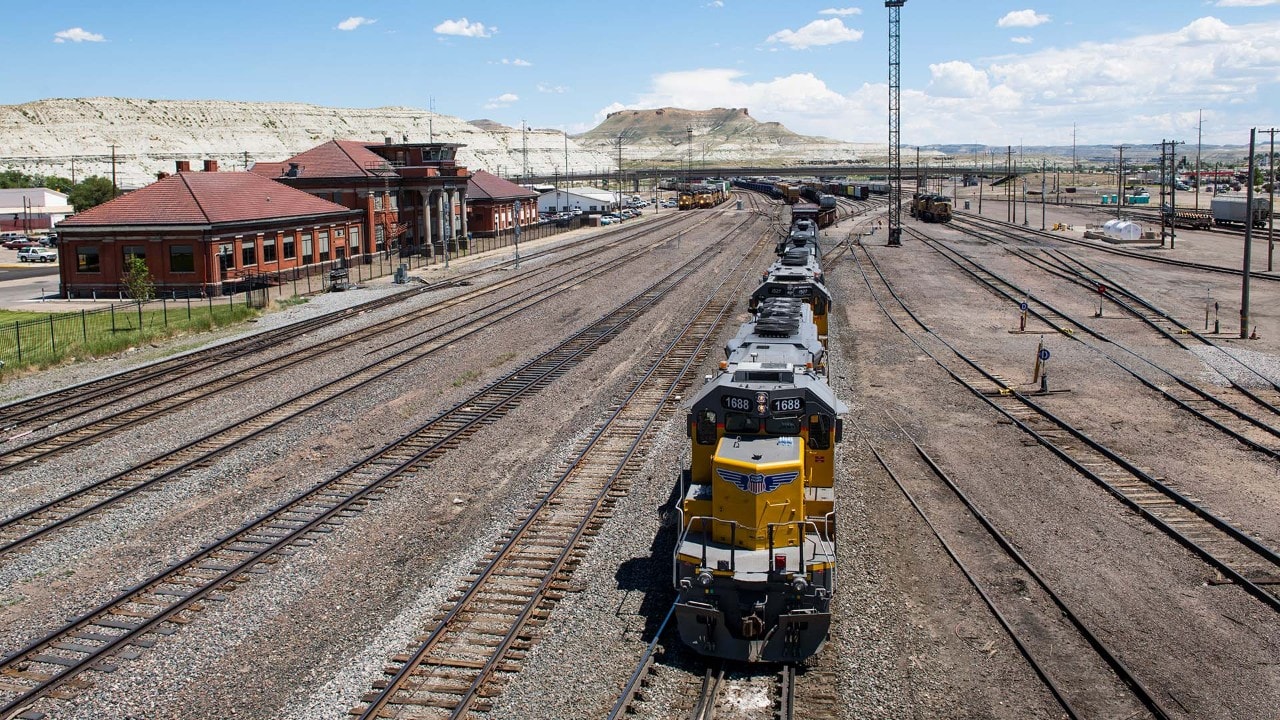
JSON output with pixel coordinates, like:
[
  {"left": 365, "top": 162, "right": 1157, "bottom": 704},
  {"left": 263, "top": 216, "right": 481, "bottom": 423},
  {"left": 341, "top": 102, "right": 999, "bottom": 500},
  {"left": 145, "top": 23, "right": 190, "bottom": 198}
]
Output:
[
  {"left": 885, "top": 0, "right": 906, "bottom": 247},
  {"left": 1040, "top": 158, "right": 1046, "bottom": 230},
  {"left": 521, "top": 120, "right": 529, "bottom": 181},
  {"left": 1071, "top": 122, "right": 1077, "bottom": 188},
  {"left": 243, "top": 150, "right": 250, "bottom": 171},
  {"left": 1264, "top": 128, "right": 1277, "bottom": 272},
  {"left": 1113, "top": 144, "right": 1128, "bottom": 220},
  {"left": 686, "top": 126, "right": 694, "bottom": 183},
  {"left": 429, "top": 97, "right": 435, "bottom": 144},
  {"left": 564, "top": 130, "right": 569, "bottom": 188},
  {"left": 1006, "top": 145, "right": 1014, "bottom": 223},
  {"left": 616, "top": 134, "right": 624, "bottom": 214},
  {"left": 1195, "top": 110, "right": 1203, "bottom": 210},
  {"left": 1242, "top": 128, "right": 1257, "bottom": 339},
  {"left": 110, "top": 144, "right": 118, "bottom": 198}
]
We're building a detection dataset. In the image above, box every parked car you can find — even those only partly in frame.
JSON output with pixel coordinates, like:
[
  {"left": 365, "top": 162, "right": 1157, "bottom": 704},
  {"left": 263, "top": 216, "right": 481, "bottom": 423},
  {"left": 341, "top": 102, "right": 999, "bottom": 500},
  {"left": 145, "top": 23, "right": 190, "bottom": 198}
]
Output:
[
  {"left": 2, "top": 237, "right": 36, "bottom": 250},
  {"left": 17, "top": 246, "right": 57, "bottom": 263}
]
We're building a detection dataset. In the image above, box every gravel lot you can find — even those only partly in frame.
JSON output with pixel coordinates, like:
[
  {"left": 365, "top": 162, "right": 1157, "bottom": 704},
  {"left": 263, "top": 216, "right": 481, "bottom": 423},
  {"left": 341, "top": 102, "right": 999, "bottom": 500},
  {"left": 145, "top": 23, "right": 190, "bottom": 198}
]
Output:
[{"left": 2, "top": 199, "right": 1278, "bottom": 719}]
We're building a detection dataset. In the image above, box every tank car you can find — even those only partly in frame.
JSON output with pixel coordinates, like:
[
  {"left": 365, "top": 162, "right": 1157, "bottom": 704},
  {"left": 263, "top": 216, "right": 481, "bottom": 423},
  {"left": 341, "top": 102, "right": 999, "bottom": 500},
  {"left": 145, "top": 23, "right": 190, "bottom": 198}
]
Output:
[{"left": 673, "top": 295, "right": 846, "bottom": 662}]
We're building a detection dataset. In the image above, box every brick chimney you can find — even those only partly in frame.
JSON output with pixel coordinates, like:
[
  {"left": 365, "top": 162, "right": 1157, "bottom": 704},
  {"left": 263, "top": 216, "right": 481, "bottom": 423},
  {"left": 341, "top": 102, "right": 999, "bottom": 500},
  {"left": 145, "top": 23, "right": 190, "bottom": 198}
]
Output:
[
  {"left": 203, "top": 159, "right": 218, "bottom": 172},
  {"left": 176, "top": 160, "right": 191, "bottom": 172},
  {"left": 156, "top": 171, "right": 170, "bottom": 180}
]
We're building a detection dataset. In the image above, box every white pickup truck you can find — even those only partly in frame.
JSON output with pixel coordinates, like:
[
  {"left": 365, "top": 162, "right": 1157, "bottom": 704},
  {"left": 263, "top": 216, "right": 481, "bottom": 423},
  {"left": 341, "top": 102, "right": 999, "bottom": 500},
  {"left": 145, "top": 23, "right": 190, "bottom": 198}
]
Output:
[{"left": 17, "top": 246, "right": 58, "bottom": 263}]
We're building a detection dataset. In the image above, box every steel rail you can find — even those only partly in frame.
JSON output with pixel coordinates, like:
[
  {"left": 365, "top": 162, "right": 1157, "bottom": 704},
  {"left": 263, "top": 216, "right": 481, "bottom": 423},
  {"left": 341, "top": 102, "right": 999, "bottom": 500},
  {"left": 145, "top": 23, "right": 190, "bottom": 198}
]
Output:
[
  {"left": 857, "top": 237, "right": 1280, "bottom": 612},
  {"left": 0, "top": 235, "right": 690, "bottom": 558},
  {"left": 354, "top": 216, "right": 770, "bottom": 720},
  {"left": 0, "top": 228, "right": 719, "bottom": 718},
  {"left": 0, "top": 221, "right": 706, "bottom": 471},
  {"left": 918, "top": 229, "right": 1280, "bottom": 460},
  {"left": 0, "top": 213, "right": 695, "bottom": 431}
]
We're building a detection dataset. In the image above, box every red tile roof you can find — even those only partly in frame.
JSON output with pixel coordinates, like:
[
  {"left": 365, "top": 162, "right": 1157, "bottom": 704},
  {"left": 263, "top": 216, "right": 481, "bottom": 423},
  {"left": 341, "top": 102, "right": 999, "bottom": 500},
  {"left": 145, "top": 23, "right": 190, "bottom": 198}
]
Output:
[
  {"left": 60, "top": 171, "right": 354, "bottom": 227},
  {"left": 467, "top": 170, "right": 539, "bottom": 201},
  {"left": 265, "top": 140, "right": 397, "bottom": 179}
]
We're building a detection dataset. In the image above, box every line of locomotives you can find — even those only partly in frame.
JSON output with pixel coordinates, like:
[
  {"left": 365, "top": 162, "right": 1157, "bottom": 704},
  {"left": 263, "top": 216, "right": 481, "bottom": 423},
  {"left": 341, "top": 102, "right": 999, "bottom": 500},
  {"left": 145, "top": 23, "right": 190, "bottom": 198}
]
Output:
[
  {"left": 671, "top": 208, "right": 846, "bottom": 663},
  {"left": 659, "top": 179, "right": 732, "bottom": 210}
]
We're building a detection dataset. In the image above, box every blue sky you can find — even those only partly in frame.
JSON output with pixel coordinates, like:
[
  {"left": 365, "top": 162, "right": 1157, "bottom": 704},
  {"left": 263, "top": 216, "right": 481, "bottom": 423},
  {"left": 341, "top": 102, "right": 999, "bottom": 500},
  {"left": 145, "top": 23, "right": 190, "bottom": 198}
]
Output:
[{"left": 4, "top": 1, "right": 1278, "bottom": 146}]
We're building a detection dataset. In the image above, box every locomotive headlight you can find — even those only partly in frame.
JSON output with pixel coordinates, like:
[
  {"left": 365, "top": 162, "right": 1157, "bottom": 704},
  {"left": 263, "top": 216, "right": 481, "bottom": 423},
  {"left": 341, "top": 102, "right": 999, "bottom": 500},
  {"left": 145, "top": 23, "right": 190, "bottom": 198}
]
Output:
[
  {"left": 791, "top": 576, "right": 809, "bottom": 593},
  {"left": 697, "top": 569, "right": 715, "bottom": 587}
]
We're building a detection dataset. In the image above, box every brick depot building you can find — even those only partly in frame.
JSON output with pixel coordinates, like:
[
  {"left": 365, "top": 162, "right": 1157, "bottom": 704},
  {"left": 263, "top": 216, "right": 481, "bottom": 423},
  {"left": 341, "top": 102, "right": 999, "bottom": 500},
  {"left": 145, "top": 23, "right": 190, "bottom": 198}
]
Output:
[
  {"left": 254, "top": 139, "right": 470, "bottom": 256},
  {"left": 56, "top": 164, "right": 363, "bottom": 298}
]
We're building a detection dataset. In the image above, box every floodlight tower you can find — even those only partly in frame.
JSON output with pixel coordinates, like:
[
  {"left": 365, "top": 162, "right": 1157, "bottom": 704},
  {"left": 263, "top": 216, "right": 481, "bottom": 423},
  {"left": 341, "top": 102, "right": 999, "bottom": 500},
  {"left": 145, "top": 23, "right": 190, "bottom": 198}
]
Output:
[{"left": 886, "top": 0, "right": 906, "bottom": 247}]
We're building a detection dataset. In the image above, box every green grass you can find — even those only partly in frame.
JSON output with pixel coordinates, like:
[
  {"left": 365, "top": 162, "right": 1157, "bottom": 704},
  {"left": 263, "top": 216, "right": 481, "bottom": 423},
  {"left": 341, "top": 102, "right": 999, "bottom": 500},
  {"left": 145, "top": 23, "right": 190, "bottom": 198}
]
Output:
[{"left": 0, "top": 300, "right": 262, "bottom": 376}]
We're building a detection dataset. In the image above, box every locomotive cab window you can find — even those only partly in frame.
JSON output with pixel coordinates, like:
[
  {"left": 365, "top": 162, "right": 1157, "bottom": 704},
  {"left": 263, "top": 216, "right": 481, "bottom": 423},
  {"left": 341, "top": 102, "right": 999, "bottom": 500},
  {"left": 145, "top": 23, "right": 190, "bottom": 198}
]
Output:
[
  {"left": 808, "top": 414, "right": 833, "bottom": 450},
  {"left": 725, "top": 413, "right": 760, "bottom": 434},
  {"left": 696, "top": 410, "right": 718, "bottom": 445}
]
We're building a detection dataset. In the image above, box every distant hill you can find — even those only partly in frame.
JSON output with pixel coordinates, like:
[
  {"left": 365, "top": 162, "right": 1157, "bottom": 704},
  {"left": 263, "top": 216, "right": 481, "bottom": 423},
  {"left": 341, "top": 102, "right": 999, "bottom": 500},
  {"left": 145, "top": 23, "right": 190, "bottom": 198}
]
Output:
[
  {"left": 575, "top": 107, "right": 880, "bottom": 168},
  {"left": 0, "top": 98, "right": 614, "bottom": 188}
]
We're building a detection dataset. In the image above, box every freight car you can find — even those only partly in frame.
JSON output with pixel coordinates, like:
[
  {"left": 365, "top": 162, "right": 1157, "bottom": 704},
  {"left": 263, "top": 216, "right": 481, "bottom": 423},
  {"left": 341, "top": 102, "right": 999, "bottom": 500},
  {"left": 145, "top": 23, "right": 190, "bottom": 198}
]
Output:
[
  {"left": 673, "top": 292, "right": 845, "bottom": 662},
  {"left": 1211, "top": 197, "right": 1271, "bottom": 228},
  {"left": 775, "top": 183, "right": 801, "bottom": 205},
  {"left": 866, "top": 181, "right": 891, "bottom": 195},
  {"left": 1162, "top": 208, "right": 1213, "bottom": 230},
  {"left": 732, "top": 178, "right": 783, "bottom": 199}
]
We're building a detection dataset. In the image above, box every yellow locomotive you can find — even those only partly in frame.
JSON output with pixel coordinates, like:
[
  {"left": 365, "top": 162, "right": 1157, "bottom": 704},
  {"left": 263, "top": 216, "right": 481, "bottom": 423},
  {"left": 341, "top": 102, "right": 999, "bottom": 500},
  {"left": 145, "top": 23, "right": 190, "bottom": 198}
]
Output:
[{"left": 673, "top": 296, "right": 845, "bottom": 662}]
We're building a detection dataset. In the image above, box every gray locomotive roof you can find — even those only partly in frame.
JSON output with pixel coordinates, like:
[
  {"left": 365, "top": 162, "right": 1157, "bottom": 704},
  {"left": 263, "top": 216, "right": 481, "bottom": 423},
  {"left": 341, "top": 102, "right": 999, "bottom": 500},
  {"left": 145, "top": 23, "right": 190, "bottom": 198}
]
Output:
[
  {"left": 751, "top": 272, "right": 833, "bottom": 304},
  {"left": 725, "top": 300, "right": 824, "bottom": 367}
]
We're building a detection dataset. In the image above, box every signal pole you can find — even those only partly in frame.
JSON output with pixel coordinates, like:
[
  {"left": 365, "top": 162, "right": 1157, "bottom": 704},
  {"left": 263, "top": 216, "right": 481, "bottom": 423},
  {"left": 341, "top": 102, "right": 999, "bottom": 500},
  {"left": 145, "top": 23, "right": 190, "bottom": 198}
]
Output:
[
  {"left": 1113, "top": 144, "right": 1129, "bottom": 220},
  {"left": 885, "top": 0, "right": 906, "bottom": 247}
]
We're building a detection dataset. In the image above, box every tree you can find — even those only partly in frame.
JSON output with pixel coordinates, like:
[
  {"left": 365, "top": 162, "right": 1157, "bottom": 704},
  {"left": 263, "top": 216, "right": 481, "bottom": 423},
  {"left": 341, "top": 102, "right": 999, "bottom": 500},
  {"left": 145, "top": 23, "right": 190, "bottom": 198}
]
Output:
[
  {"left": 122, "top": 257, "right": 155, "bottom": 301},
  {"left": 34, "top": 175, "right": 75, "bottom": 193},
  {"left": 67, "top": 176, "right": 115, "bottom": 213}
]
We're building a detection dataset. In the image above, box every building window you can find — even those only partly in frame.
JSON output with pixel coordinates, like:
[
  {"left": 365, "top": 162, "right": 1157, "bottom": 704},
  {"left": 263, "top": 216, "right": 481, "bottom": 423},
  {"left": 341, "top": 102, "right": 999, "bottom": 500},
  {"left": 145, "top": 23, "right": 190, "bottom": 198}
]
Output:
[
  {"left": 302, "top": 233, "right": 313, "bottom": 264},
  {"left": 263, "top": 235, "right": 278, "bottom": 263},
  {"left": 318, "top": 230, "right": 330, "bottom": 262},
  {"left": 374, "top": 193, "right": 384, "bottom": 211},
  {"left": 218, "top": 243, "right": 234, "bottom": 271},
  {"left": 169, "top": 245, "right": 194, "bottom": 273},
  {"left": 122, "top": 245, "right": 146, "bottom": 265},
  {"left": 282, "top": 234, "right": 296, "bottom": 260},
  {"left": 375, "top": 225, "right": 385, "bottom": 251},
  {"left": 76, "top": 246, "right": 101, "bottom": 273},
  {"left": 388, "top": 193, "right": 398, "bottom": 210},
  {"left": 349, "top": 226, "right": 360, "bottom": 250},
  {"left": 241, "top": 239, "right": 257, "bottom": 267}
]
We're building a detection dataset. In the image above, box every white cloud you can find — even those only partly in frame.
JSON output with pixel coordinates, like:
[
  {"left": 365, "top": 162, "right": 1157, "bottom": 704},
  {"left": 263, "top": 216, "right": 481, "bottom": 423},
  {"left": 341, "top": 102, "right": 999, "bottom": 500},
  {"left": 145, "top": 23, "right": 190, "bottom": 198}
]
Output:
[
  {"left": 434, "top": 18, "right": 494, "bottom": 38},
  {"left": 501, "top": 58, "right": 532, "bottom": 66},
  {"left": 1216, "top": 0, "right": 1279, "bottom": 5},
  {"left": 485, "top": 93, "right": 519, "bottom": 108},
  {"left": 928, "top": 61, "right": 991, "bottom": 98},
  {"left": 707, "top": 1, "right": 724, "bottom": 7},
  {"left": 537, "top": 83, "right": 568, "bottom": 94},
  {"left": 53, "top": 27, "right": 105, "bottom": 43},
  {"left": 766, "top": 19, "right": 862, "bottom": 49},
  {"left": 336, "top": 17, "right": 375, "bottom": 31},
  {"left": 819, "top": 7, "right": 861, "bottom": 15},
  {"left": 607, "top": 15, "right": 1280, "bottom": 146},
  {"left": 997, "top": 10, "right": 1051, "bottom": 28},
  {"left": 1011, "top": 36, "right": 1033, "bottom": 44}
]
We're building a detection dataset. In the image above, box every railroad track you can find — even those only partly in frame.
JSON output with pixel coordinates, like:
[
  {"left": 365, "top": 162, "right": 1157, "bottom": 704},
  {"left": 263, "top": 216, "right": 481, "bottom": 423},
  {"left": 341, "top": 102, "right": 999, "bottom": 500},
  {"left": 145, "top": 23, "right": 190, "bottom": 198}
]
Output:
[
  {"left": 0, "top": 217, "right": 713, "bottom": 474},
  {"left": 853, "top": 238, "right": 1280, "bottom": 613},
  {"left": 917, "top": 225, "right": 1280, "bottom": 461},
  {"left": 951, "top": 211, "right": 1280, "bottom": 281},
  {"left": 0, "top": 217, "right": 747, "bottom": 718},
  {"left": 0, "top": 213, "right": 695, "bottom": 436},
  {"left": 348, "top": 212, "right": 773, "bottom": 719},
  {"left": 0, "top": 231, "right": 717, "bottom": 560},
  {"left": 864, "top": 421, "right": 1170, "bottom": 719}
]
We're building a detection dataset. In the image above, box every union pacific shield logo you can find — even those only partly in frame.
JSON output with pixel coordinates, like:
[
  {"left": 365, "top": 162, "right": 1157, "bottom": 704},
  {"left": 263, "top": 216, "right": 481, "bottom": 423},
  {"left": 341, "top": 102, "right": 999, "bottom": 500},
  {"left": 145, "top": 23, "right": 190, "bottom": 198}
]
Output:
[{"left": 716, "top": 469, "right": 800, "bottom": 495}]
